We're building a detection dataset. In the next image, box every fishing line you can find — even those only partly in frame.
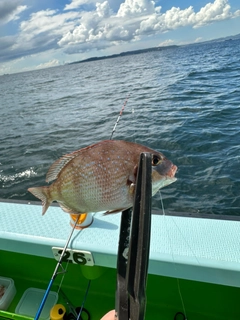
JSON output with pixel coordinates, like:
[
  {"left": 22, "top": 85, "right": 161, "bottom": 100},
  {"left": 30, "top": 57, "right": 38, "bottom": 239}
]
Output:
[
  {"left": 76, "top": 280, "right": 91, "bottom": 320},
  {"left": 158, "top": 191, "right": 188, "bottom": 319},
  {"left": 34, "top": 214, "right": 80, "bottom": 320},
  {"left": 159, "top": 190, "right": 201, "bottom": 264},
  {"left": 57, "top": 259, "right": 70, "bottom": 295},
  {"left": 110, "top": 94, "right": 130, "bottom": 140}
]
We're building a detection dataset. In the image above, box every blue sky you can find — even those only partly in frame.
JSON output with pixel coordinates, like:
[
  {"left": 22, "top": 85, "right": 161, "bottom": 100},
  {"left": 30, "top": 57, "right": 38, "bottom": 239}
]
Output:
[{"left": 0, "top": 0, "right": 240, "bottom": 74}]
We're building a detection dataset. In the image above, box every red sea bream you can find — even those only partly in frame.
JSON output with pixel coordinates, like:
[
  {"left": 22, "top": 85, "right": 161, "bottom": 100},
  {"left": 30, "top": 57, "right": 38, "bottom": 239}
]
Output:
[{"left": 28, "top": 140, "right": 177, "bottom": 215}]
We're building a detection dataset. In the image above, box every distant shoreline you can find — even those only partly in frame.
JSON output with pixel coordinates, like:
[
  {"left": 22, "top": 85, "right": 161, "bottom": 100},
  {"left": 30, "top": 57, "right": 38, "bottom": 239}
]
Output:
[
  {"left": 1, "top": 33, "right": 239, "bottom": 76},
  {"left": 69, "top": 45, "right": 178, "bottom": 65},
  {"left": 68, "top": 33, "right": 240, "bottom": 65}
]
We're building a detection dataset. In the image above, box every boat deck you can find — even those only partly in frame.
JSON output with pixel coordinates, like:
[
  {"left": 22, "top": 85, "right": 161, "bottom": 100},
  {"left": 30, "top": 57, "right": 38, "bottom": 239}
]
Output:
[{"left": 0, "top": 201, "right": 240, "bottom": 288}]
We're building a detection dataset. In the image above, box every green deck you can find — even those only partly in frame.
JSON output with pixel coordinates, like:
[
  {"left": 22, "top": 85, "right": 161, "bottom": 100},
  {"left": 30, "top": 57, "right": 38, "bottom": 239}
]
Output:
[
  {"left": 1, "top": 250, "right": 240, "bottom": 320},
  {"left": 1, "top": 201, "right": 240, "bottom": 319}
]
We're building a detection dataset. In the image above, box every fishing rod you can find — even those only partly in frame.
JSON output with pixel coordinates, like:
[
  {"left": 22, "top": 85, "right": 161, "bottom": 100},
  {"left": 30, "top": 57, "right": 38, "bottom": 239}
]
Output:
[
  {"left": 35, "top": 98, "right": 130, "bottom": 320},
  {"left": 34, "top": 214, "right": 80, "bottom": 320},
  {"left": 110, "top": 95, "right": 130, "bottom": 140}
]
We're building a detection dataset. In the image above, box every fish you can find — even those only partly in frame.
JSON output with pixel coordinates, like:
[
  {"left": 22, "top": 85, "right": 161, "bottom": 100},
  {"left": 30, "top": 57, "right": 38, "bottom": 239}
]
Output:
[{"left": 28, "top": 140, "right": 177, "bottom": 215}]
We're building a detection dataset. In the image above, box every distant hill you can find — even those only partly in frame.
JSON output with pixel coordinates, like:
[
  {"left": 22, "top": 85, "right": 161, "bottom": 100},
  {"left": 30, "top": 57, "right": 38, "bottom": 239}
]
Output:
[
  {"left": 186, "top": 32, "right": 240, "bottom": 47},
  {"left": 69, "top": 33, "right": 240, "bottom": 65},
  {"left": 69, "top": 45, "right": 178, "bottom": 65}
]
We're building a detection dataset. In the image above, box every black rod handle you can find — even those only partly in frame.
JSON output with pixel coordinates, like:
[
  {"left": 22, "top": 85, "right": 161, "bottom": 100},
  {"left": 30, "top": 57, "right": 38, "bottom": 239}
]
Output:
[{"left": 127, "top": 152, "right": 152, "bottom": 320}]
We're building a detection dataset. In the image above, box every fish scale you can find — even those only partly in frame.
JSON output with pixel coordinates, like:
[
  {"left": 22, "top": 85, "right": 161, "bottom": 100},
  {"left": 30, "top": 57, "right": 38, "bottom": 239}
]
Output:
[{"left": 28, "top": 140, "right": 177, "bottom": 216}]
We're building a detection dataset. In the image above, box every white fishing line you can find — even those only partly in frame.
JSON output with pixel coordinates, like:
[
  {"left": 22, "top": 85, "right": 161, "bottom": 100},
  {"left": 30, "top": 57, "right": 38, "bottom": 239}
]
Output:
[
  {"left": 159, "top": 190, "right": 188, "bottom": 319},
  {"left": 57, "top": 259, "right": 70, "bottom": 294},
  {"left": 161, "top": 194, "right": 201, "bottom": 266}
]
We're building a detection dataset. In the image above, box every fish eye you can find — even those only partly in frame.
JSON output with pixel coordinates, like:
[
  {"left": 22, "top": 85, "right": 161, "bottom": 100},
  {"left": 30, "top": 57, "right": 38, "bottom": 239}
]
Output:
[{"left": 152, "top": 155, "right": 162, "bottom": 166}]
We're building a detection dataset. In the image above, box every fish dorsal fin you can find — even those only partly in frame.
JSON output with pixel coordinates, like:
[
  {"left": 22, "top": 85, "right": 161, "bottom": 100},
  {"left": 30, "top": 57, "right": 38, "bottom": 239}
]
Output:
[
  {"left": 46, "top": 150, "right": 81, "bottom": 182},
  {"left": 46, "top": 140, "right": 113, "bottom": 183}
]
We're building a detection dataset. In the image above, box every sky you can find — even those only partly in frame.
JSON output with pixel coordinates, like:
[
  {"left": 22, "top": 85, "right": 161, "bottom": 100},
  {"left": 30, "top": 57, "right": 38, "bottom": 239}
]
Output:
[{"left": 0, "top": 0, "right": 240, "bottom": 75}]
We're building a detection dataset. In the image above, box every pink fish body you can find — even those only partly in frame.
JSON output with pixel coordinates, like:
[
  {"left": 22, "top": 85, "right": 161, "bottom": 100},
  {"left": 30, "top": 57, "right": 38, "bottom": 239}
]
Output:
[{"left": 28, "top": 140, "right": 177, "bottom": 215}]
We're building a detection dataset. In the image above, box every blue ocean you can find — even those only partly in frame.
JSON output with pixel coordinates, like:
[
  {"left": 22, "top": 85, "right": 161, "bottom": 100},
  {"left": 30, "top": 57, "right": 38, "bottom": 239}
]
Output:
[{"left": 0, "top": 39, "right": 239, "bottom": 217}]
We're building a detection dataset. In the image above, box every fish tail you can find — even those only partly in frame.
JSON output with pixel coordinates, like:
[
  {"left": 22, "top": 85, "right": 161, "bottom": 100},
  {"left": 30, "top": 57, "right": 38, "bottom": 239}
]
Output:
[{"left": 28, "top": 186, "right": 52, "bottom": 215}]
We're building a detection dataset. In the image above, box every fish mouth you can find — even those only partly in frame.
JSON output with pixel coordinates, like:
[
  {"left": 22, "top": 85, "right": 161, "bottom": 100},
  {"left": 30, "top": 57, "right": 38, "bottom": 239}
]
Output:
[{"left": 166, "top": 164, "right": 178, "bottom": 178}]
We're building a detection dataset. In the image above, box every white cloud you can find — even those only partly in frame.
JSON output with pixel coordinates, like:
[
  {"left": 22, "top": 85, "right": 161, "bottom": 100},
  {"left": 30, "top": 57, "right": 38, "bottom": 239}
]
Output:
[
  {"left": 58, "top": 0, "right": 240, "bottom": 55},
  {"left": 0, "top": 0, "right": 27, "bottom": 25},
  {"left": 58, "top": 1, "right": 117, "bottom": 49},
  {"left": 117, "top": 0, "right": 158, "bottom": 17},
  {"left": 59, "top": 0, "right": 161, "bottom": 52},
  {"left": 64, "top": 0, "right": 90, "bottom": 10},
  {"left": 158, "top": 39, "right": 175, "bottom": 47},
  {"left": 195, "top": 37, "right": 203, "bottom": 43},
  {"left": 35, "top": 59, "right": 60, "bottom": 70},
  {"left": 96, "top": 1, "right": 112, "bottom": 17},
  {"left": 194, "top": 0, "right": 232, "bottom": 27},
  {"left": 0, "top": 9, "right": 81, "bottom": 63},
  {"left": 19, "top": 9, "right": 80, "bottom": 37},
  {"left": 1, "top": 0, "right": 240, "bottom": 70},
  {"left": 64, "top": 0, "right": 122, "bottom": 12}
]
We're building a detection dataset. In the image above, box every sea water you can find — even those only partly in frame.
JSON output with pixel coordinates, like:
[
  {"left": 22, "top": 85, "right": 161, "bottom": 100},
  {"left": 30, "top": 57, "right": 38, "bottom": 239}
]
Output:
[{"left": 0, "top": 38, "right": 240, "bottom": 216}]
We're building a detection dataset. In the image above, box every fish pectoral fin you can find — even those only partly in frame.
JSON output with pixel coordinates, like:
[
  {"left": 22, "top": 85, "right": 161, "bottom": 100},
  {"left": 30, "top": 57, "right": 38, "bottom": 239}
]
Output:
[
  {"left": 127, "top": 169, "right": 137, "bottom": 195},
  {"left": 104, "top": 207, "right": 130, "bottom": 215},
  {"left": 129, "top": 183, "right": 135, "bottom": 195},
  {"left": 59, "top": 202, "right": 82, "bottom": 215}
]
